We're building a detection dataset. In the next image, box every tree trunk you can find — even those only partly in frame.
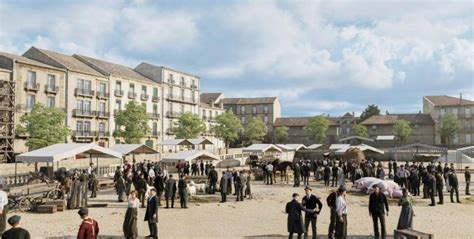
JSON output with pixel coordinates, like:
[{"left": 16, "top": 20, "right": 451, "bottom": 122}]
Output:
[{"left": 225, "top": 141, "right": 229, "bottom": 154}]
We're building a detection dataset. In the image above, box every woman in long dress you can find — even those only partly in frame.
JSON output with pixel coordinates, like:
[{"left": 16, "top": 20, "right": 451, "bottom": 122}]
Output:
[
  {"left": 397, "top": 188, "right": 414, "bottom": 229},
  {"left": 123, "top": 190, "right": 139, "bottom": 239}
]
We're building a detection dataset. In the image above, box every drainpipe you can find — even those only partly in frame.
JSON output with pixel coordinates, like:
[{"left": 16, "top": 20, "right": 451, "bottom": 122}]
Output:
[{"left": 64, "top": 70, "right": 69, "bottom": 143}]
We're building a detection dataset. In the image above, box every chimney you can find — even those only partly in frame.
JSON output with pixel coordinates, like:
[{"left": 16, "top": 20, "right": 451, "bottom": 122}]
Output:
[
  {"left": 386, "top": 110, "right": 390, "bottom": 115},
  {"left": 352, "top": 111, "right": 355, "bottom": 117},
  {"left": 460, "top": 93, "right": 463, "bottom": 105}
]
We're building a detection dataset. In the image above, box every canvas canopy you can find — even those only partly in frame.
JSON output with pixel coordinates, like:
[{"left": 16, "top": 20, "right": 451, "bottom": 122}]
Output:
[
  {"left": 376, "top": 135, "right": 395, "bottom": 141},
  {"left": 276, "top": 144, "right": 307, "bottom": 151},
  {"left": 159, "top": 139, "right": 193, "bottom": 146},
  {"left": 307, "top": 144, "right": 323, "bottom": 150},
  {"left": 161, "top": 150, "right": 219, "bottom": 163},
  {"left": 16, "top": 143, "right": 122, "bottom": 163},
  {"left": 188, "top": 138, "right": 213, "bottom": 145},
  {"left": 335, "top": 144, "right": 384, "bottom": 155},
  {"left": 242, "top": 144, "right": 282, "bottom": 153},
  {"left": 109, "top": 144, "right": 158, "bottom": 155},
  {"left": 338, "top": 136, "right": 374, "bottom": 143},
  {"left": 329, "top": 144, "right": 350, "bottom": 150}
]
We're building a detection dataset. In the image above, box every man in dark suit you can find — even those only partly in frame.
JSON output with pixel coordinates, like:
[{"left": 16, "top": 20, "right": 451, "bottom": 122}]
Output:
[
  {"left": 448, "top": 169, "right": 461, "bottom": 203},
  {"left": 286, "top": 193, "right": 315, "bottom": 239},
  {"left": 144, "top": 189, "right": 158, "bottom": 239},
  {"left": 368, "top": 185, "right": 389, "bottom": 239},
  {"left": 165, "top": 175, "right": 177, "bottom": 208},
  {"left": 302, "top": 186, "right": 323, "bottom": 239}
]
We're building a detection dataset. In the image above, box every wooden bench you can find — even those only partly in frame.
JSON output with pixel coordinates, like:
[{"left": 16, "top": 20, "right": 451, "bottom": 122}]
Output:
[{"left": 394, "top": 229, "right": 434, "bottom": 239}]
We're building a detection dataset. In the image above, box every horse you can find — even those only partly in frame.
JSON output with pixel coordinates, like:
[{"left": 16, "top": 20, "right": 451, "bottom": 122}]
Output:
[{"left": 271, "top": 159, "right": 294, "bottom": 184}]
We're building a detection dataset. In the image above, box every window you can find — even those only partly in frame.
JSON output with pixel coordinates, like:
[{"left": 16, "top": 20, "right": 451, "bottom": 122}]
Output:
[
  {"left": 466, "top": 134, "right": 472, "bottom": 144},
  {"left": 26, "top": 95, "right": 35, "bottom": 110},
  {"left": 142, "top": 85, "right": 147, "bottom": 95},
  {"left": 241, "top": 106, "right": 245, "bottom": 114},
  {"left": 169, "top": 74, "right": 173, "bottom": 82},
  {"left": 169, "top": 86, "right": 174, "bottom": 97},
  {"left": 99, "top": 122, "right": 105, "bottom": 133},
  {"left": 168, "top": 119, "right": 173, "bottom": 129},
  {"left": 371, "top": 125, "right": 377, "bottom": 130},
  {"left": 181, "top": 77, "right": 185, "bottom": 86},
  {"left": 129, "top": 83, "right": 135, "bottom": 92},
  {"left": 264, "top": 105, "right": 268, "bottom": 113},
  {"left": 168, "top": 102, "right": 173, "bottom": 112},
  {"left": 99, "top": 82, "right": 106, "bottom": 94},
  {"left": 241, "top": 116, "right": 246, "bottom": 124},
  {"left": 99, "top": 102, "right": 106, "bottom": 113},
  {"left": 440, "top": 108, "right": 445, "bottom": 115},
  {"left": 466, "top": 108, "right": 472, "bottom": 117},
  {"left": 47, "top": 97, "right": 55, "bottom": 108},
  {"left": 77, "top": 100, "right": 83, "bottom": 111},
  {"left": 84, "top": 121, "right": 91, "bottom": 133},
  {"left": 181, "top": 89, "right": 185, "bottom": 99},
  {"left": 153, "top": 104, "right": 158, "bottom": 114},
  {"left": 453, "top": 134, "right": 459, "bottom": 144},
  {"left": 153, "top": 88, "right": 158, "bottom": 98},
  {"left": 116, "top": 81, "right": 122, "bottom": 91},
  {"left": 77, "top": 79, "right": 84, "bottom": 89},
  {"left": 115, "top": 100, "right": 121, "bottom": 110},
  {"left": 76, "top": 121, "right": 83, "bottom": 132},
  {"left": 453, "top": 108, "right": 458, "bottom": 115},
  {"left": 203, "top": 109, "right": 206, "bottom": 117},
  {"left": 153, "top": 122, "right": 158, "bottom": 134},
  {"left": 27, "top": 71, "right": 36, "bottom": 85},
  {"left": 264, "top": 115, "right": 268, "bottom": 124},
  {"left": 84, "top": 101, "right": 91, "bottom": 112},
  {"left": 229, "top": 107, "right": 233, "bottom": 113},
  {"left": 47, "top": 74, "right": 56, "bottom": 89},
  {"left": 252, "top": 106, "right": 257, "bottom": 114},
  {"left": 192, "top": 79, "right": 195, "bottom": 87}
]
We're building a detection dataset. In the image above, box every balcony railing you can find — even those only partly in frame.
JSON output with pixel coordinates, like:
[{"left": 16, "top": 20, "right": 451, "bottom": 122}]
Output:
[
  {"left": 166, "top": 94, "right": 197, "bottom": 104},
  {"left": 114, "top": 89, "right": 123, "bottom": 97},
  {"left": 141, "top": 94, "right": 149, "bottom": 101},
  {"left": 147, "top": 113, "right": 160, "bottom": 120},
  {"left": 166, "top": 111, "right": 180, "bottom": 118},
  {"left": 152, "top": 131, "right": 160, "bottom": 137},
  {"left": 24, "top": 82, "right": 40, "bottom": 91},
  {"left": 166, "top": 128, "right": 175, "bottom": 135},
  {"left": 168, "top": 79, "right": 175, "bottom": 84},
  {"left": 73, "top": 109, "right": 95, "bottom": 118},
  {"left": 44, "top": 85, "right": 59, "bottom": 94},
  {"left": 128, "top": 91, "right": 137, "bottom": 99},
  {"left": 96, "top": 91, "right": 109, "bottom": 99},
  {"left": 190, "top": 84, "right": 198, "bottom": 89},
  {"left": 152, "top": 96, "right": 160, "bottom": 102},
  {"left": 96, "top": 111, "right": 110, "bottom": 118},
  {"left": 97, "top": 131, "right": 110, "bottom": 138},
  {"left": 72, "top": 130, "right": 95, "bottom": 138},
  {"left": 180, "top": 82, "right": 186, "bottom": 87},
  {"left": 75, "top": 88, "right": 94, "bottom": 97}
]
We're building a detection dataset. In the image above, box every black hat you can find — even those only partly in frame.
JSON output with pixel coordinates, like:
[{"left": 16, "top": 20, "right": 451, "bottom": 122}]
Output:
[
  {"left": 77, "top": 207, "right": 88, "bottom": 216},
  {"left": 304, "top": 186, "right": 312, "bottom": 191},
  {"left": 338, "top": 186, "right": 346, "bottom": 192},
  {"left": 7, "top": 215, "right": 21, "bottom": 226},
  {"left": 292, "top": 193, "right": 299, "bottom": 198}
]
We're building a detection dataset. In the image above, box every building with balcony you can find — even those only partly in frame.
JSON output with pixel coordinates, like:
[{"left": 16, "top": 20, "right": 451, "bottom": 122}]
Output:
[
  {"left": 223, "top": 97, "right": 281, "bottom": 142},
  {"left": 200, "top": 93, "right": 225, "bottom": 149},
  {"left": 423, "top": 95, "right": 474, "bottom": 145},
  {"left": 273, "top": 116, "right": 339, "bottom": 145},
  {"left": 0, "top": 51, "right": 67, "bottom": 157}
]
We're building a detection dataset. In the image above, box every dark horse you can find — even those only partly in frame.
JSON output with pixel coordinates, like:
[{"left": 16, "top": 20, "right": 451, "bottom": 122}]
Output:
[{"left": 271, "top": 159, "right": 294, "bottom": 184}]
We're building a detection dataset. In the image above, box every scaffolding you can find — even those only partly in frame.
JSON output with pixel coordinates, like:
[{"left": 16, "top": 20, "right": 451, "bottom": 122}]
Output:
[{"left": 0, "top": 69, "right": 15, "bottom": 163}]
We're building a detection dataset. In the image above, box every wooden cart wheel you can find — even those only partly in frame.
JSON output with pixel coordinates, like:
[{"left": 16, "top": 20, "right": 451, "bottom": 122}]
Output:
[
  {"left": 47, "top": 189, "right": 64, "bottom": 200},
  {"left": 18, "top": 197, "right": 32, "bottom": 212},
  {"left": 7, "top": 198, "right": 16, "bottom": 211}
]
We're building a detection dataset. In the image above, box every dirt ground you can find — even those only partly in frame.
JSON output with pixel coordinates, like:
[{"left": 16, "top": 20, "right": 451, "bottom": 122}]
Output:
[{"left": 7, "top": 173, "right": 474, "bottom": 239}]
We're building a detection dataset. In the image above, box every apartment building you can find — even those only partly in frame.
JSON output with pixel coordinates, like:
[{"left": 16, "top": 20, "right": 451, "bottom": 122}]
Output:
[
  {"left": 273, "top": 116, "right": 340, "bottom": 145},
  {"left": 23, "top": 47, "right": 113, "bottom": 147},
  {"left": 223, "top": 97, "right": 281, "bottom": 142},
  {"left": 0, "top": 51, "right": 67, "bottom": 156},
  {"left": 423, "top": 95, "right": 474, "bottom": 145},
  {"left": 200, "top": 93, "right": 225, "bottom": 148},
  {"left": 73, "top": 55, "right": 162, "bottom": 149},
  {"left": 134, "top": 62, "right": 200, "bottom": 141},
  {"left": 360, "top": 113, "right": 435, "bottom": 145}
]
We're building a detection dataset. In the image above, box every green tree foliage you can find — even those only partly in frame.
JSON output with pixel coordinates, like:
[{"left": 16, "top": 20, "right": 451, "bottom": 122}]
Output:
[
  {"left": 359, "top": 104, "right": 381, "bottom": 123},
  {"left": 113, "top": 101, "right": 150, "bottom": 144},
  {"left": 173, "top": 112, "right": 206, "bottom": 139},
  {"left": 304, "top": 116, "right": 329, "bottom": 143},
  {"left": 439, "top": 113, "right": 461, "bottom": 145},
  {"left": 245, "top": 117, "right": 267, "bottom": 143},
  {"left": 213, "top": 111, "right": 242, "bottom": 153},
  {"left": 16, "top": 104, "right": 69, "bottom": 150},
  {"left": 274, "top": 126, "right": 289, "bottom": 143},
  {"left": 393, "top": 119, "right": 412, "bottom": 143},
  {"left": 352, "top": 124, "right": 368, "bottom": 138}
]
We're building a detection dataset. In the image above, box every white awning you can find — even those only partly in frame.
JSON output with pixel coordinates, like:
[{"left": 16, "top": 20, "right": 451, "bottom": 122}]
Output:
[
  {"left": 338, "top": 136, "right": 374, "bottom": 142},
  {"left": 376, "top": 135, "right": 395, "bottom": 141},
  {"left": 161, "top": 150, "right": 219, "bottom": 163},
  {"left": 16, "top": 143, "right": 122, "bottom": 163},
  {"left": 329, "top": 144, "right": 350, "bottom": 150},
  {"left": 109, "top": 144, "right": 159, "bottom": 155},
  {"left": 276, "top": 144, "right": 307, "bottom": 151},
  {"left": 242, "top": 144, "right": 282, "bottom": 153},
  {"left": 335, "top": 144, "right": 384, "bottom": 155},
  {"left": 159, "top": 139, "right": 193, "bottom": 146},
  {"left": 188, "top": 138, "right": 214, "bottom": 145},
  {"left": 307, "top": 144, "right": 323, "bottom": 150}
]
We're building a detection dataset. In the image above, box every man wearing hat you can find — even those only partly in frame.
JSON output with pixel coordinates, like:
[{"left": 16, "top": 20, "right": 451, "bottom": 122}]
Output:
[
  {"left": 335, "top": 186, "right": 347, "bottom": 239},
  {"left": 368, "top": 184, "right": 389, "bottom": 239},
  {"left": 1, "top": 215, "right": 30, "bottom": 239},
  {"left": 77, "top": 207, "right": 99, "bottom": 239},
  {"left": 465, "top": 166, "right": 471, "bottom": 195},
  {"left": 286, "top": 193, "right": 315, "bottom": 239},
  {"left": 302, "top": 186, "right": 323, "bottom": 239}
]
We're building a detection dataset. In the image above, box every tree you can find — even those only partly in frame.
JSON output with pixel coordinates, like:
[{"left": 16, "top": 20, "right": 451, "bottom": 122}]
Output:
[
  {"left": 213, "top": 111, "right": 243, "bottom": 153},
  {"left": 393, "top": 120, "right": 412, "bottom": 143},
  {"left": 16, "top": 103, "right": 70, "bottom": 150},
  {"left": 245, "top": 117, "right": 267, "bottom": 144},
  {"left": 113, "top": 101, "right": 150, "bottom": 144},
  {"left": 304, "top": 116, "right": 329, "bottom": 143},
  {"left": 173, "top": 112, "right": 206, "bottom": 139},
  {"left": 274, "top": 126, "right": 289, "bottom": 143},
  {"left": 359, "top": 104, "right": 381, "bottom": 123},
  {"left": 352, "top": 124, "right": 368, "bottom": 138},
  {"left": 439, "top": 113, "right": 461, "bottom": 145}
]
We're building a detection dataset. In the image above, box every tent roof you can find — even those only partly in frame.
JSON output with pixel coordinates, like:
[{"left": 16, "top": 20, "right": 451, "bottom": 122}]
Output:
[
  {"left": 16, "top": 143, "right": 122, "bottom": 163},
  {"left": 376, "top": 135, "right": 395, "bottom": 140},
  {"left": 188, "top": 138, "right": 214, "bottom": 145},
  {"left": 109, "top": 144, "right": 158, "bottom": 155},
  {"left": 338, "top": 136, "right": 374, "bottom": 142},
  {"left": 159, "top": 139, "right": 193, "bottom": 146},
  {"left": 390, "top": 143, "right": 447, "bottom": 152},
  {"left": 307, "top": 144, "right": 323, "bottom": 150},
  {"left": 335, "top": 144, "right": 384, "bottom": 155},
  {"left": 242, "top": 144, "right": 282, "bottom": 153},
  {"left": 329, "top": 144, "right": 350, "bottom": 150},
  {"left": 161, "top": 150, "right": 219, "bottom": 163},
  {"left": 276, "top": 144, "right": 307, "bottom": 151}
]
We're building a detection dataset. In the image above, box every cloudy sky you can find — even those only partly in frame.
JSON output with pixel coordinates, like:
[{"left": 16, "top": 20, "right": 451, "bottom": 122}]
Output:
[{"left": 0, "top": 0, "right": 472, "bottom": 117}]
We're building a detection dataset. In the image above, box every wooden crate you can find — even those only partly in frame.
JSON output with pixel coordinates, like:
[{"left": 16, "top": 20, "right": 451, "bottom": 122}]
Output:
[
  {"left": 394, "top": 229, "right": 434, "bottom": 239},
  {"left": 36, "top": 205, "right": 57, "bottom": 214},
  {"left": 44, "top": 200, "right": 65, "bottom": 211}
]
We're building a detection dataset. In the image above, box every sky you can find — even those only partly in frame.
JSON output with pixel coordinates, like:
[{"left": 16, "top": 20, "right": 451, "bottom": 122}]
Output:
[{"left": 0, "top": 0, "right": 473, "bottom": 117}]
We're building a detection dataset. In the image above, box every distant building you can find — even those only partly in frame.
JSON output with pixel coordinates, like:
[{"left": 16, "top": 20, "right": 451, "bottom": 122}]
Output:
[
  {"left": 360, "top": 113, "right": 435, "bottom": 145},
  {"left": 199, "top": 93, "right": 225, "bottom": 149},
  {"left": 223, "top": 97, "right": 281, "bottom": 142},
  {"left": 423, "top": 95, "right": 474, "bottom": 145}
]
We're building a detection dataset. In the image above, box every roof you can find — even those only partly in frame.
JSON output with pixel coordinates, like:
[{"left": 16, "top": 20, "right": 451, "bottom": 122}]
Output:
[
  {"left": 307, "top": 144, "right": 323, "bottom": 150},
  {"left": 424, "top": 95, "right": 474, "bottom": 106},
  {"left": 360, "top": 114, "right": 434, "bottom": 125},
  {"left": 242, "top": 144, "right": 282, "bottom": 153},
  {"left": 159, "top": 139, "right": 194, "bottom": 146},
  {"left": 0, "top": 51, "right": 64, "bottom": 71},
  {"left": 338, "top": 136, "right": 374, "bottom": 142},
  {"left": 276, "top": 144, "right": 307, "bottom": 151},
  {"left": 25, "top": 47, "right": 104, "bottom": 77},
  {"left": 161, "top": 150, "right": 219, "bottom": 163},
  {"left": 329, "top": 144, "right": 350, "bottom": 150},
  {"left": 200, "top": 93, "right": 223, "bottom": 104},
  {"left": 109, "top": 144, "right": 158, "bottom": 155},
  {"left": 376, "top": 135, "right": 395, "bottom": 141},
  {"left": 16, "top": 143, "right": 122, "bottom": 163},
  {"left": 74, "top": 54, "right": 153, "bottom": 83},
  {"left": 188, "top": 138, "right": 213, "bottom": 145},
  {"left": 222, "top": 97, "right": 277, "bottom": 105},
  {"left": 335, "top": 144, "right": 384, "bottom": 155},
  {"left": 274, "top": 117, "right": 338, "bottom": 127}
]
